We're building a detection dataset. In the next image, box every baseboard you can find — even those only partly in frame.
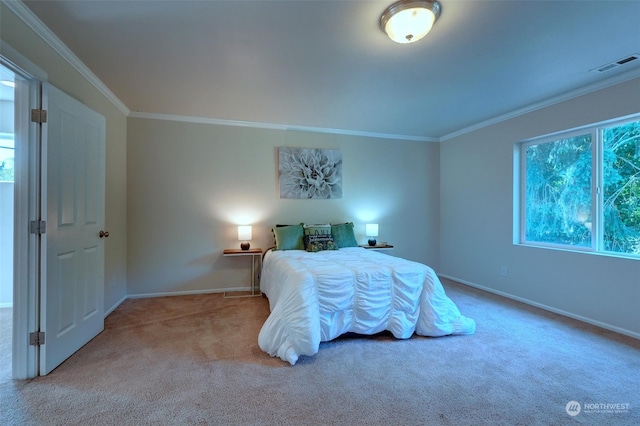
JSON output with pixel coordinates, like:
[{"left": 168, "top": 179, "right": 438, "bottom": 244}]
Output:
[
  {"left": 104, "top": 287, "right": 255, "bottom": 317},
  {"left": 438, "top": 273, "right": 640, "bottom": 340},
  {"left": 104, "top": 295, "right": 127, "bottom": 318},
  {"left": 126, "top": 287, "right": 248, "bottom": 300}
]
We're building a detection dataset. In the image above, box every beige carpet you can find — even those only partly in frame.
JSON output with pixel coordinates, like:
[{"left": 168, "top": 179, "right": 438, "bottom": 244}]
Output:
[{"left": 1, "top": 280, "right": 639, "bottom": 425}]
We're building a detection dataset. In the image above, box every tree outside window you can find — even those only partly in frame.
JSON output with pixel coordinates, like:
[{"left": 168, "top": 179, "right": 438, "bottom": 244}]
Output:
[
  {"left": 603, "top": 121, "right": 640, "bottom": 254},
  {"left": 521, "top": 119, "right": 640, "bottom": 257}
]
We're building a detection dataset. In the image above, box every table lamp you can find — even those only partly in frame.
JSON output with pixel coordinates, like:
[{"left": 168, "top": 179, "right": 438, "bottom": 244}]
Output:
[
  {"left": 238, "top": 225, "right": 252, "bottom": 250},
  {"left": 366, "top": 224, "right": 379, "bottom": 246}
]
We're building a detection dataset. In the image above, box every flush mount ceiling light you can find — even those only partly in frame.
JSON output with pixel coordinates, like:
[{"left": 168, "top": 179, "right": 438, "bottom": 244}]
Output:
[{"left": 380, "top": 0, "right": 441, "bottom": 44}]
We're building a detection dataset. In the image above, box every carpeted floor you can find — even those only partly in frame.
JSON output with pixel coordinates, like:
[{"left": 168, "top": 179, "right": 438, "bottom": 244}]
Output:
[{"left": 1, "top": 280, "right": 638, "bottom": 425}]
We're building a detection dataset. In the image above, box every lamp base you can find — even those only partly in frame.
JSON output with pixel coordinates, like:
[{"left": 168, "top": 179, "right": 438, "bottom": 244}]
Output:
[
  {"left": 240, "top": 242, "right": 250, "bottom": 250},
  {"left": 368, "top": 239, "right": 377, "bottom": 246}
]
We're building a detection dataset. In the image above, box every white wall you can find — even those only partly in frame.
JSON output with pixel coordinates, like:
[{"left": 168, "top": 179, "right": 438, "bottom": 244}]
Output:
[
  {"left": 0, "top": 182, "right": 13, "bottom": 307},
  {"left": 127, "top": 117, "right": 440, "bottom": 296},
  {"left": 0, "top": 101, "right": 13, "bottom": 307},
  {"left": 440, "top": 77, "right": 640, "bottom": 337}
]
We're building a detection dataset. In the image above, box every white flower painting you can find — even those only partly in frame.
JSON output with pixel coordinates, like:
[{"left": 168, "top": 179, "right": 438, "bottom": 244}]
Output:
[{"left": 279, "top": 147, "right": 342, "bottom": 199}]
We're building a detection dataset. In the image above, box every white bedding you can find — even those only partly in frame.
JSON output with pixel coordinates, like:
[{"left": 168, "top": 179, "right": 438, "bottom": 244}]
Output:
[{"left": 258, "top": 247, "right": 476, "bottom": 365}]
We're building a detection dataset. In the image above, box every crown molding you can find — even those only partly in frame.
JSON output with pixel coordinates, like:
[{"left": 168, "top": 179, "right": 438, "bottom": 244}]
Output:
[
  {"left": 129, "top": 111, "right": 437, "bottom": 142},
  {"left": 4, "top": 0, "right": 130, "bottom": 116},
  {"left": 9, "top": 0, "right": 637, "bottom": 143},
  {"left": 440, "top": 68, "right": 640, "bottom": 142}
]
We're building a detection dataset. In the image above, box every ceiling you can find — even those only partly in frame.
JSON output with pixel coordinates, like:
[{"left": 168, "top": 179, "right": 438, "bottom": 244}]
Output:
[{"left": 20, "top": 0, "right": 640, "bottom": 140}]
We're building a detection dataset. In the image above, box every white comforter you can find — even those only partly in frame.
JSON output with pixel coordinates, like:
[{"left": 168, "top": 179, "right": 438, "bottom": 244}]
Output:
[{"left": 258, "top": 247, "right": 476, "bottom": 365}]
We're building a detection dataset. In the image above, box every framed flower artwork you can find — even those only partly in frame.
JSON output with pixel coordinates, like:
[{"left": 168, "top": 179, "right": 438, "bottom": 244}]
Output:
[{"left": 278, "top": 147, "right": 342, "bottom": 199}]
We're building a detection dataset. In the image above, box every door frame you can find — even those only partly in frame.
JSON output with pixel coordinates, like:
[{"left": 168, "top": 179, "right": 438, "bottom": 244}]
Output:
[{"left": 1, "top": 43, "right": 47, "bottom": 379}]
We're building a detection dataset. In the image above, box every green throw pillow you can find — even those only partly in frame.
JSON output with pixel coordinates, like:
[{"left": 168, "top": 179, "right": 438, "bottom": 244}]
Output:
[
  {"left": 331, "top": 222, "right": 359, "bottom": 247},
  {"left": 273, "top": 224, "right": 305, "bottom": 250}
]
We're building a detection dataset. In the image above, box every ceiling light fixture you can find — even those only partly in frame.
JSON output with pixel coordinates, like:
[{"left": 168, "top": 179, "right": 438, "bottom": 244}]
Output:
[{"left": 380, "top": 0, "right": 441, "bottom": 44}]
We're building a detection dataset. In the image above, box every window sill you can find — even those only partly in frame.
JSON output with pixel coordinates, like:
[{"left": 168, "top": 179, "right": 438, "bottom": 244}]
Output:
[{"left": 514, "top": 242, "right": 640, "bottom": 261}]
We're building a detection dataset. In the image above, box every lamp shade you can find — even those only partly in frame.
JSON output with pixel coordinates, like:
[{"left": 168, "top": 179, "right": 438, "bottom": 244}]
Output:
[
  {"left": 238, "top": 225, "right": 252, "bottom": 250},
  {"left": 366, "top": 224, "right": 379, "bottom": 237},
  {"left": 237, "top": 225, "right": 252, "bottom": 241},
  {"left": 380, "top": 0, "right": 441, "bottom": 44}
]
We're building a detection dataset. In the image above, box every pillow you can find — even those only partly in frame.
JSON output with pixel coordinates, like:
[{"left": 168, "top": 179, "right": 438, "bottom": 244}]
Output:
[
  {"left": 331, "top": 222, "right": 359, "bottom": 247},
  {"left": 304, "top": 234, "right": 339, "bottom": 252},
  {"left": 273, "top": 224, "right": 305, "bottom": 251},
  {"left": 303, "top": 223, "right": 331, "bottom": 236}
]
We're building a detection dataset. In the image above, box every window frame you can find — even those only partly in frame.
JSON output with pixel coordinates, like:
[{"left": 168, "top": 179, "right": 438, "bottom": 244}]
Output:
[{"left": 517, "top": 113, "right": 640, "bottom": 259}]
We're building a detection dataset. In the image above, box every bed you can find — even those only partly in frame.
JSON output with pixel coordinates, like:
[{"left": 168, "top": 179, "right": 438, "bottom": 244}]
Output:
[{"left": 257, "top": 223, "right": 476, "bottom": 365}]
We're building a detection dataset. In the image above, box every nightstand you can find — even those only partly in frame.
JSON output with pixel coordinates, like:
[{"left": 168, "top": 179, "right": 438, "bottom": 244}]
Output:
[
  {"left": 360, "top": 244, "right": 394, "bottom": 250},
  {"left": 223, "top": 248, "right": 263, "bottom": 298}
]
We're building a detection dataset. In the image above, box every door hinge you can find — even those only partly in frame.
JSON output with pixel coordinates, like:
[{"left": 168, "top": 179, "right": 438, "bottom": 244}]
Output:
[
  {"left": 29, "top": 331, "right": 45, "bottom": 346},
  {"left": 31, "top": 109, "right": 48, "bottom": 123},
  {"left": 29, "top": 220, "right": 47, "bottom": 234}
]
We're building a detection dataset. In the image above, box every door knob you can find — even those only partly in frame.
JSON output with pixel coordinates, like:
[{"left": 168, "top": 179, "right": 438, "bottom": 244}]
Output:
[{"left": 99, "top": 230, "right": 110, "bottom": 238}]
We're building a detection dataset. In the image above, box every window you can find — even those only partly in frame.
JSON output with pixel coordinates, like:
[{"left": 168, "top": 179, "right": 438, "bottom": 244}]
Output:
[
  {"left": 519, "top": 116, "right": 640, "bottom": 257},
  {"left": 0, "top": 133, "right": 14, "bottom": 182}
]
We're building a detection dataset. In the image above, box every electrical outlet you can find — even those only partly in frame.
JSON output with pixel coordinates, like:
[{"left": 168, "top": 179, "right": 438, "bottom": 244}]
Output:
[{"left": 500, "top": 266, "right": 508, "bottom": 277}]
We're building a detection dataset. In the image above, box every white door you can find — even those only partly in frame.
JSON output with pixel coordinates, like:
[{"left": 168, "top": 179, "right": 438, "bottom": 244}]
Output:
[{"left": 40, "top": 84, "right": 106, "bottom": 375}]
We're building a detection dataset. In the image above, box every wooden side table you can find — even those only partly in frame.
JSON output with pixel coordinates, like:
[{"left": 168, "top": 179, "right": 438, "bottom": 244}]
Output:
[
  {"left": 223, "top": 248, "right": 263, "bottom": 298},
  {"left": 359, "top": 244, "right": 394, "bottom": 250}
]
